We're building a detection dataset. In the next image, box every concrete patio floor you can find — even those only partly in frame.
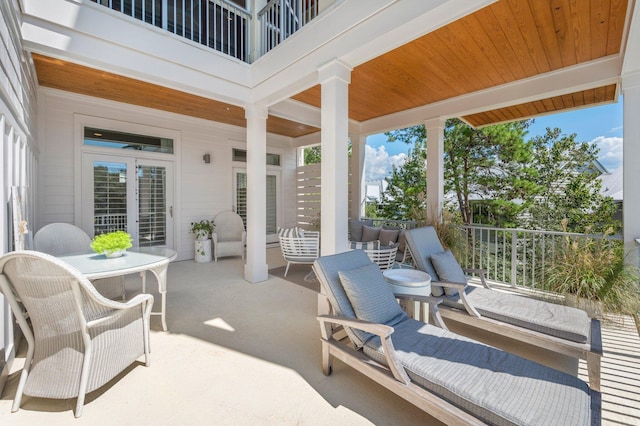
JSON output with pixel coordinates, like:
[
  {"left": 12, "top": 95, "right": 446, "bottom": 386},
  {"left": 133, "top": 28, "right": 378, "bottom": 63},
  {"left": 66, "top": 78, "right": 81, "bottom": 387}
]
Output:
[{"left": 1, "top": 252, "right": 639, "bottom": 425}]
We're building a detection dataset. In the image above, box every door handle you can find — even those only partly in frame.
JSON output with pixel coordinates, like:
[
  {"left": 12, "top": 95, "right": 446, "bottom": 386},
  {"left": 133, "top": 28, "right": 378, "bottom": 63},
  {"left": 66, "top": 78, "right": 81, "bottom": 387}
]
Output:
[{"left": 170, "top": 206, "right": 173, "bottom": 218}]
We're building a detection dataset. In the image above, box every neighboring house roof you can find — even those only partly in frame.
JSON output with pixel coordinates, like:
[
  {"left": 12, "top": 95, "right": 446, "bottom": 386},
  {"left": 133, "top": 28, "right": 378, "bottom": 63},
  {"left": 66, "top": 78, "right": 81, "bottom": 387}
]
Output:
[{"left": 600, "top": 166, "right": 623, "bottom": 201}]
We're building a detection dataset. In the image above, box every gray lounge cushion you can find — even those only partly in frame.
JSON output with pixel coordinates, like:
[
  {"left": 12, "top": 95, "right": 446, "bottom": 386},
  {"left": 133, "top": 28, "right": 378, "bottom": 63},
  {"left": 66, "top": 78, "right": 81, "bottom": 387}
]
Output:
[
  {"left": 442, "top": 287, "right": 592, "bottom": 343},
  {"left": 363, "top": 317, "right": 594, "bottom": 426},
  {"left": 431, "top": 250, "right": 466, "bottom": 297},
  {"left": 339, "top": 263, "right": 407, "bottom": 336},
  {"left": 314, "top": 250, "right": 390, "bottom": 347},
  {"left": 404, "top": 227, "right": 445, "bottom": 296}
]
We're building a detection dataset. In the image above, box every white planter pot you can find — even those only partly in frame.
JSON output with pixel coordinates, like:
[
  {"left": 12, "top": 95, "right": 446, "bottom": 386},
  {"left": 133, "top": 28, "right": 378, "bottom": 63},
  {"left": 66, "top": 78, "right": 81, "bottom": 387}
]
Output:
[{"left": 194, "top": 239, "right": 212, "bottom": 263}]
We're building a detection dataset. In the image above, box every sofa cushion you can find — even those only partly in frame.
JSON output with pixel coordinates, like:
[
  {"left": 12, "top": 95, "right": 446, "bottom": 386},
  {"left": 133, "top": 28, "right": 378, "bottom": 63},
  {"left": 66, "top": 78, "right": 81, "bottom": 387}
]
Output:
[
  {"left": 431, "top": 250, "right": 466, "bottom": 297},
  {"left": 339, "top": 263, "right": 406, "bottom": 329},
  {"left": 362, "top": 225, "right": 381, "bottom": 242},
  {"left": 350, "top": 240, "right": 381, "bottom": 250},
  {"left": 348, "top": 219, "right": 374, "bottom": 242},
  {"left": 379, "top": 228, "right": 399, "bottom": 246},
  {"left": 277, "top": 227, "right": 300, "bottom": 238}
]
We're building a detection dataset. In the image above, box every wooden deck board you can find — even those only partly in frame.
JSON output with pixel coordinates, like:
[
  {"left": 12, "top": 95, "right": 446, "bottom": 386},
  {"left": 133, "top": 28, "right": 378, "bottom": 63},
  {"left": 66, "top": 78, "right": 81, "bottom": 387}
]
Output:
[{"left": 579, "top": 317, "right": 640, "bottom": 425}]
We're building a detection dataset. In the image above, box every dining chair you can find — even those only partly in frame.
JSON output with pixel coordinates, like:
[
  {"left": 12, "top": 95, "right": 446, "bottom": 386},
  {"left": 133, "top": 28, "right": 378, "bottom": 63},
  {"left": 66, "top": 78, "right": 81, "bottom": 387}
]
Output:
[
  {"left": 0, "top": 250, "right": 153, "bottom": 417},
  {"left": 33, "top": 223, "right": 126, "bottom": 300}
]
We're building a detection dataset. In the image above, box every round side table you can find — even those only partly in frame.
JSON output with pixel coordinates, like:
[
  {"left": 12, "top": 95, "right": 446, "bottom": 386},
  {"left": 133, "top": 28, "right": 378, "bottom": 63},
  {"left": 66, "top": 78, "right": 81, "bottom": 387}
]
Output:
[{"left": 383, "top": 269, "right": 432, "bottom": 323}]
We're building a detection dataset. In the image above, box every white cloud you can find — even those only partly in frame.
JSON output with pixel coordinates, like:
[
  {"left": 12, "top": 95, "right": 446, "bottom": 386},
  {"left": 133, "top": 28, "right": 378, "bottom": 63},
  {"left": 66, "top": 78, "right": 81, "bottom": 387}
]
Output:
[
  {"left": 592, "top": 136, "right": 623, "bottom": 171},
  {"left": 365, "top": 145, "right": 406, "bottom": 181}
]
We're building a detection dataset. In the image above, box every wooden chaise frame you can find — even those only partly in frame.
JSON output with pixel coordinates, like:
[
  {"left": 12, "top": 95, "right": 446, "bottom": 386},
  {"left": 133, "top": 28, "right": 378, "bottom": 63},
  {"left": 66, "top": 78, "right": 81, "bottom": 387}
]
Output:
[{"left": 317, "top": 292, "right": 489, "bottom": 425}]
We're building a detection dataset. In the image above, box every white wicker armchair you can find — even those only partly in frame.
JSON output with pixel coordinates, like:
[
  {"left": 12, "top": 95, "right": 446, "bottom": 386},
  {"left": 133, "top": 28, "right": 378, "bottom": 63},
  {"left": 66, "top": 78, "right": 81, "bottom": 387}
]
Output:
[
  {"left": 279, "top": 231, "right": 320, "bottom": 276},
  {"left": 212, "top": 211, "right": 246, "bottom": 262},
  {"left": 0, "top": 251, "right": 154, "bottom": 417},
  {"left": 33, "top": 223, "right": 126, "bottom": 300},
  {"left": 364, "top": 246, "right": 398, "bottom": 270}
]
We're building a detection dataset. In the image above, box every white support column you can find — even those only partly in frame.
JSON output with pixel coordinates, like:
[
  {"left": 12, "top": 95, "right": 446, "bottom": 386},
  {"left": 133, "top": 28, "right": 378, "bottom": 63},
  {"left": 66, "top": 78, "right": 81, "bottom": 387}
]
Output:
[
  {"left": 244, "top": 103, "right": 269, "bottom": 283},
  {"left": 425, "top": 118, "right": 446, "bottom": 223},
  {"left": 319, "top": 60, "right": 351, "bottom": 256},
  {"left": 622, "top": 73, "right": 640, "bottom": 263},
  {"left": 349, "top": 133, "right": 366, "bottom": 220}
]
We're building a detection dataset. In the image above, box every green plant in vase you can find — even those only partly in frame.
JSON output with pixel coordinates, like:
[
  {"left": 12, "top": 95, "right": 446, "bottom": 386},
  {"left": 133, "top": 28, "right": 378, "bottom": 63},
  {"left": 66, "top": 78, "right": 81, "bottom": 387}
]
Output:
[
  {"left": 190, "top": 219, "right": 215, "bottom": 241},
  {"left": 90, "top": 231, "right": 133, "bottom": 257}
]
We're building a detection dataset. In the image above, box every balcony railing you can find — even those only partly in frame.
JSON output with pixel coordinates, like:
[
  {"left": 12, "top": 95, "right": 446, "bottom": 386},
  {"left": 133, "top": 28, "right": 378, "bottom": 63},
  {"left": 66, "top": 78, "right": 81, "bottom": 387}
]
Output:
[
  {"left": 258, "top": 0, "right": 318, "bottom": 56},
  {"left": 92, "top": 0, "right": 250, "bottom": 61},
  {"left": 452, "top": 224, "right": 622, "bottom": 292},
  {"left": 91, "top": 0, "right": 320, "bottom": 62}
]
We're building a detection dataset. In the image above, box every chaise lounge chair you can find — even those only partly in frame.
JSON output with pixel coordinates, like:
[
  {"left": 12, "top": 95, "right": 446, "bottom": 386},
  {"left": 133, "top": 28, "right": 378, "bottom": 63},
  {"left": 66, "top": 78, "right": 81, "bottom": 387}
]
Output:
[
  {"left": 313, "top": 250, "right": 601, "bottom": 425},
  {"left": 404, "top": 226, "right": 602, "bottom": 391}
]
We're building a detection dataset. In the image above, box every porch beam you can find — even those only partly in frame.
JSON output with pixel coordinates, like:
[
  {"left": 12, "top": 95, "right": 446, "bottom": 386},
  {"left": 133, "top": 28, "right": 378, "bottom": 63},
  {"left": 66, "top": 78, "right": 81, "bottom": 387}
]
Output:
[
  {"left": 622, "top": 72, "right": 640, "bottom": 264},
  {"left": 425, "top": 118, "right": 445, "bottom": 223},
  {"left": 319, "top": 60, "right": 351, "bottom": 256},
  {"left": 244, "top": 103, "right": 269, "bottom": 283}
]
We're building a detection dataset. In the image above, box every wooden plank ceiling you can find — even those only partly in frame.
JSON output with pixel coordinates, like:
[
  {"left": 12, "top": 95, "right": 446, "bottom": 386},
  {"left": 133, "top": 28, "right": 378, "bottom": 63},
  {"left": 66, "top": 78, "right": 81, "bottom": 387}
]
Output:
[
  {"left": 294, "top": 0, "right": 627, "bottom": 126},
  {"left": 33, "top": 0, "right": 628, "bottom": 132},
  {"left": 32, "top": 54, "right": 320, "bottom": 138}
]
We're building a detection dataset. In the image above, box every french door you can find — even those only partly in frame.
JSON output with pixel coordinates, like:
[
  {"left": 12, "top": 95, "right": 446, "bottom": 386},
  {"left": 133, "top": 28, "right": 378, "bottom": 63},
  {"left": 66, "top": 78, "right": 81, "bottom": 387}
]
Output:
[
  {"left": 233, "top": 169, "right": 280, "bottom": 243},
  {"left": 81, "top": 153, "right": 174, "bottom": 247}
]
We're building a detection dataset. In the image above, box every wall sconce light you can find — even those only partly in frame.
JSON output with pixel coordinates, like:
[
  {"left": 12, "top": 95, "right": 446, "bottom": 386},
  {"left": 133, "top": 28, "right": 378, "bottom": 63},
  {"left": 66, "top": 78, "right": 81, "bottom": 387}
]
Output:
[{"left": 203, "top": 153, "right": 211, "bottom": 164}]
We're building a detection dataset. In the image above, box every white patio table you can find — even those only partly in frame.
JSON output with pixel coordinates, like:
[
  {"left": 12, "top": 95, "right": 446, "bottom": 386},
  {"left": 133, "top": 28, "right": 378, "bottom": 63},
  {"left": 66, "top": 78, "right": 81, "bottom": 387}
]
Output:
[{"left": 59, "top": 247, "right": 177, "bottom": 331}]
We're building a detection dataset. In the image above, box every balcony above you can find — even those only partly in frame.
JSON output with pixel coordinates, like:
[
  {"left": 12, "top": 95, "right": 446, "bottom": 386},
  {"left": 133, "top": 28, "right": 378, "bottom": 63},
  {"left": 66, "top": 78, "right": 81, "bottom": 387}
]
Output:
[{"left": 90, "top": 0, "right": 323, "bottom": 63}]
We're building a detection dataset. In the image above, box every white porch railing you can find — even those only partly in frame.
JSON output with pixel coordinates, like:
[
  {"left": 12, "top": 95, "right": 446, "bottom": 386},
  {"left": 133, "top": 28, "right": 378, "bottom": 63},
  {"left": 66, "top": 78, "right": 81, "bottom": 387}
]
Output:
[
  {"left": 92, "top": 0, "right": 251, "bottom": 61},
  {"left": 452, "top": 225, "right": 622, "bottom": 292},
  {"left": 91, "top": 0, "right": 322, "bottom": 62},
  {"left": 258, "top": 0, "right": 318, "bottom": 55},
  {"left": 94, "top": 213, "right": 128, "bottom": 235}
]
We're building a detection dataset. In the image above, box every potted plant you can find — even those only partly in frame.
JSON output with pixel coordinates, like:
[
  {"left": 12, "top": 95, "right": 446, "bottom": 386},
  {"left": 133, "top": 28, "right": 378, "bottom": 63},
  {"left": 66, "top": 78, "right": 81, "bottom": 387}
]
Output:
[
  {"left": 190, "top": 219, "right": 215, "bottom": 262},
  {"left": 90, "top": 230, "right": 133, "bottom": 258},
  {"left": 545, "top": 224, "right": 640, "bottom": 319},
  {"left": 190, "top": 220, "right": 215, "bottom": 241}
]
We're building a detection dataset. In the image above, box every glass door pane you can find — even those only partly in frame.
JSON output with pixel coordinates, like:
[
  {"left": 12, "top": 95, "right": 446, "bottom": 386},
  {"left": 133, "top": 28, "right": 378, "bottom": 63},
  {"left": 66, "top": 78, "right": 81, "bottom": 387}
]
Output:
[
  {"left": 82, "top": 153, "right": 173, "bottom": 248},
  {"left": 137, "top": 162, "right": 167, "bottom": 246},
  {"left": 234, "top": 170, "right": 279, "bottom": 243},
  {"left": 92, "top": 161, "right": 129, "bottom": 235}
]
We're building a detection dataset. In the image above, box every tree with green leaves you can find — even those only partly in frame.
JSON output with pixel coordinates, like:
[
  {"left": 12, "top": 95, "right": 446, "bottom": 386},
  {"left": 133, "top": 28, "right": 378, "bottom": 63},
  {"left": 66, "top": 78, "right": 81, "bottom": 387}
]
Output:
[
  {"left": 527, "top": 128, "right": 618, "bottom": 233},
  {"left": 383, "top": 119, "right": 538, "bottom": 226},
  {"left": 379, "top": 144, "right": 427, "bottom": 220},
  {"left": 382, "top": 119, "right": 618, "bottom": 232}
]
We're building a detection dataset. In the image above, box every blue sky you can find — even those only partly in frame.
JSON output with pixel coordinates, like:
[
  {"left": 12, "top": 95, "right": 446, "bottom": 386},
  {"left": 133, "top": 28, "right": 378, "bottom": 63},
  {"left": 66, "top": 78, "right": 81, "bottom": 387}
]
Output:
[{"left": 365, "top": 100, "right": 624, "bottom": 181}]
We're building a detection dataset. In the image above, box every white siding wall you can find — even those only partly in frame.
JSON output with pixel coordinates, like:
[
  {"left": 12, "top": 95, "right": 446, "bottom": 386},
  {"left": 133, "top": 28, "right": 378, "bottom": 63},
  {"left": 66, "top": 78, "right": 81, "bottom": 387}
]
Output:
[
  {"left": 37, "top": 88, "right": 298, "bottom": 261},
  {"left": 0, "top": 0, "right": 39, "bottom": 394}
]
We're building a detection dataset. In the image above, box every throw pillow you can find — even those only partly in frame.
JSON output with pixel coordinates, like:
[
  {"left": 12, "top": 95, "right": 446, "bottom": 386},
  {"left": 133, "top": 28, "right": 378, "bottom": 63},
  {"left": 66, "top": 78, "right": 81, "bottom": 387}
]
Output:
[
  {"left": 277, "top": 227, "right": 299, "bottom": 238},
  {"left": 397, "top": 229, "right": 407, "bottom": 253},
  {"left": 350, "top": 240, "right": 381, "bottom": 250},
  {"left": 361, "top": 225, "right": 381, "bottom": 242},
  {"left": 431, "top": 250, "right": 467, "bottom": 297},
  {"left": 348, "top": 219, "right": 365, "bottom": 242},
  {"left": 379, "top": 228, "right": 399, "bottom": 247},
  {"left": 339, "top": 263, "right": 406, "bottom": 328}
]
